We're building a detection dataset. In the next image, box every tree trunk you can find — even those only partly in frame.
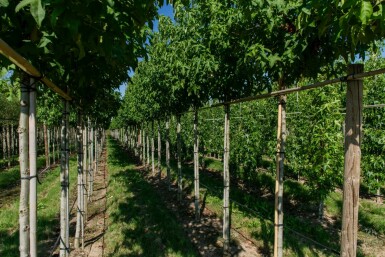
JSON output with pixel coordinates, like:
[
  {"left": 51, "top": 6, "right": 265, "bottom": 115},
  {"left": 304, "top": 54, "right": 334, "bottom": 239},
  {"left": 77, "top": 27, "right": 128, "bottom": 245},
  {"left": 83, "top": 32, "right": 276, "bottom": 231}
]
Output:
[
  {"left": 44, "top": 123, "right": 49, "bottom": 168},
  {"left": 60, "top": 100, "right": 69, "bottom": 257},
  {"left": 146, "top": 124, "right": 150, "bottom": 170},
  {"left": 194, "top": 110, "right": 200, "bottom": 221},
  {"left": 341, "top": 64, "right": 363, "bottom": 257},
  {"left": 177, "top": 115, "right": 182, "bottom": 202},
  {"left": 29, "top": 79, "right": 37, "bottom": 257},
  {"left": 274, "top": 80, "right": 286, "bottom": 257},
  {"left": 75, "top": 113, "right": 84, "bottom": 249},
  {"left": 166, "top": 118, "right": 170, "bottom": 190},
  {"left": 83, "top": 124, "right": 88, "bottom": 221},
  {"left": 158, "top": 121, "right": 161, "bottom": 179},
  {"left": 19, "top": 74, "right": 30, "bottom": 257},
  {"left": 2, "top": 126, "right": 6, "bottom": 161},
  {"left": 223, "top": 105, "right": 230, "bottom": 253},
  {"left": 151, "top": 122, "right": 155, "bottom": 176},
  {"left": 7, "top": 124, "right": 11, "bottom": 167}
]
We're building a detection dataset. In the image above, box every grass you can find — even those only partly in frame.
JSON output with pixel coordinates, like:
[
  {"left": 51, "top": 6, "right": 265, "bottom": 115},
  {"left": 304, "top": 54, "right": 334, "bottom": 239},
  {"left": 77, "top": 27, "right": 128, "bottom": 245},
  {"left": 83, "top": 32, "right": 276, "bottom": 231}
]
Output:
[
  {"left": 104, "top": 138, "right": 199, "bottom": 257},
  {"left": 140, "top": 150, "right": 384, "bottom": 257},
  {"left": 0, "top": 157, "right": 78, "bottom": 257},
  {"left": 0, "top": 154, "right": 54, "bottom": 189}
]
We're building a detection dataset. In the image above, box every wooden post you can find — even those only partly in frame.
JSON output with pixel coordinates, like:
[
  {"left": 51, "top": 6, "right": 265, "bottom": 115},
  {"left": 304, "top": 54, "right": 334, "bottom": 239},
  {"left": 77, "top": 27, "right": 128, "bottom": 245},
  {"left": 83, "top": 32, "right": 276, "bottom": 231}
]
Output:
[
  {"left": 274, "top": 80, "right": 286, "bottom": 257},
  {"left": 177, "top": 115, "right": 182, "bottom": 202},
  {"left": 82, "top": 122, "right": 88, "bottom": 222},
  {"left": 223, "top": 104, "right": 231, "bottom": 254},
  {"left": 194, "top": 109, "right": 200, "bottom": 221},
  {"left": 158, "top": 120, "right": 161, "bottom": 178},
  {"left": 166, "top": 118, "right": 171, "bottom": 190},
  {"left": 340, "top": 64, "right": 363, "bottom": 257},
  {"left": 19, "top": 73, "right": 30, "bottom": 257},
  {"left": 29, "top": 78, "right": 37, "bottom": 257}
]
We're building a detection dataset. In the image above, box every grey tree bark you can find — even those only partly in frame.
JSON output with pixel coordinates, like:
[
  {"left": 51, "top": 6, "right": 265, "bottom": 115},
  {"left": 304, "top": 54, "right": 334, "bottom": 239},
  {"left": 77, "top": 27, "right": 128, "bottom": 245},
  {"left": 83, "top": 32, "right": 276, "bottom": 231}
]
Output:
[
  {"left": 223, "top": 105, "right": 230, "bottom": 253},
  {"left": 19, "top": 74, "right": 30, "bottom": 257},
  {"left": 74, "top": 113, "right": 84, "bottom": 249},
  {"left": 177, "top": 115, "right": 182, "bottom": 202},
  {"left": 194, "top": 110, "right": 200, "bottom": 221}
]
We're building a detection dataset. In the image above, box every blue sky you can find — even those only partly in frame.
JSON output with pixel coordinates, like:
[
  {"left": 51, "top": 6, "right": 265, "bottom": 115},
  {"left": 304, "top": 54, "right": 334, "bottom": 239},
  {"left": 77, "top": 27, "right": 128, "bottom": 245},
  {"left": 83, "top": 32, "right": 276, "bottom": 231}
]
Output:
[{"left": 119, "top": 3, "right": 174, "bottom": 96}]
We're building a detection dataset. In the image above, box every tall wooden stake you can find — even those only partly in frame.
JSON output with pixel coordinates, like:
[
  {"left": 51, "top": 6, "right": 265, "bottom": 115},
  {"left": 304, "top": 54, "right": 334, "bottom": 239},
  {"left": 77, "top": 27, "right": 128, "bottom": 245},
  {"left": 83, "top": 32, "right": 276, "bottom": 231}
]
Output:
[
  {"left": 177, "top": 115, "right": 182, "bottom": 202},
  {"left": 19, "top": 74, "right": 30, "bottom": 257},
  {"left": 29, "top": 78, "right": 37, "bottom": 257},
  {"left": 146, "top": 124, "right": 150, "bottom": 170},
  {"left": 194, "top": 109, "right": 200, "bottom": 221},
  {"left": 274, "top": 80, "right": 286, "bottom": 257},
  {"left": 223, "top": 104, "right": 231, "bottom": 253},
  {"left": 340, "top": 64, "right": 363, "bottom": 257}
]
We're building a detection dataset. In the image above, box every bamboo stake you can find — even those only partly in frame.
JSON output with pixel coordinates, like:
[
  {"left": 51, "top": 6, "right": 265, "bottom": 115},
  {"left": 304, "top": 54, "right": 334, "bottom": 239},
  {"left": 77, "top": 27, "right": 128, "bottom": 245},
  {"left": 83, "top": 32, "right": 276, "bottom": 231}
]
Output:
[
  {"left": 19, "top": 74, "right": 30, "bottom": 257},
  {"left": 274, "top": 80, "right": 287, "bottom": 257},
  {"left": 0, "top": 38, "right": 71, "bottom": 101},
  {"left": 194, "top": 109, "right": 200, "bottom": 221},
  {"left": 29, "top": 78, "right": 37, "bottom": 257},
  {"left": 223, "top": 104, "right": 231, "bottom": 254},
  {"left": 340, "top": 64, "right": 364, "bottom": 257}
]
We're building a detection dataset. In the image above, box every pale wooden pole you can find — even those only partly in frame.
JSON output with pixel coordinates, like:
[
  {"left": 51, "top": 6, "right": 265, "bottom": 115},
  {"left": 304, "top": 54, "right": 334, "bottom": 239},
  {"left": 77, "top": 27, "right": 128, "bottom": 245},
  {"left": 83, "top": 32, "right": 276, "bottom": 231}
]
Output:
[
  {"left": 151, "top": 121, "right": 155, "bottom": 176},
  {"left": 158, "top": 120, "right": 162, "bottom": 178},
  {"left": 194, "top": 109, "right": 200, "bottom": 221},
  {"left": 223, "top": 104, "right": 231, "bottom": 254},
  {"left": 29, "top": 78, "right": 37, "bottom": 257},
  {"left": 74, "top": 113, "right": 83, "bottom": 249},
  {"left": 340, "top": 64, "right": 364, "bottom": 257},
  {"left": 177, "top": 115, "right": 182, "bottom": 202},
  {"left": 274, "top": 80, "right": 287, "bottom": 257},
  {"left": 166, "top": 118, "right": 171, "bottom": 190},
  {"left": 65, "top": 101, "right": 70, "bottom": 255},
  {"left": 44, "top": 123, "right": 49, "bottom": 167},
  {"left": 19, "top": 73, "right": 30, "bottom": 257},
  {"left": 60, "top": 100, "right": 69, "bottom": 257}
]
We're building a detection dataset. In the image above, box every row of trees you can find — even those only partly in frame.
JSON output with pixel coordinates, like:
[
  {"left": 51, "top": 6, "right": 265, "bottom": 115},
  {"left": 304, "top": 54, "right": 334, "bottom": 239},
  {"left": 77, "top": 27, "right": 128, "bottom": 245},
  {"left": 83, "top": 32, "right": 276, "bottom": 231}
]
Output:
[
  {"left": 113, "top": 1, "right": 385, "bottom": 256},
  {"left": 0, "top": 1, "right": 174, "bottom": 257}
]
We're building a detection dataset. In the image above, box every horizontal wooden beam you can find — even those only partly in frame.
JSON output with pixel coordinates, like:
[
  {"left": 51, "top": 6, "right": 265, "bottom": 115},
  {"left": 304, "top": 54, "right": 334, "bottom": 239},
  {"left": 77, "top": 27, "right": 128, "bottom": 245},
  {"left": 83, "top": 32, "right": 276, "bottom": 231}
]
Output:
[{"left": 0, "top": 38, "right": 72, "bottom": 101}]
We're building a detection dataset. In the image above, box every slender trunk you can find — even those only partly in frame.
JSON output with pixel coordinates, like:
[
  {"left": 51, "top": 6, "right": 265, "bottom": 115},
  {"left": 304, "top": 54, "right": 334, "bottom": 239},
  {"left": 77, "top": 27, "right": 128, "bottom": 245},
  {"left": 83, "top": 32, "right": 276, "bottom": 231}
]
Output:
[
  {"left": 143, "top": 125, "right": 146, "bottom": 166},
  {"left": 146, "top": 124, "right": 150, "bottom": 170},
  {"left": 47, "top": 127, "right": 51, "bottom": 167},
  {"left": 223, "top": 105, "right": 230, "bottom": 253},
  {"left": 88, "top": 118, "right": 92, "bottom": 201},
  {"left": 7, "top": 124, "right": 11, "bottom": 167},
  {"left": 158, "top": 121, "right": 161, "bottom": 179},
  {"left": 74, "top": 113, "right": 84, "bottom": 249},
  {"left": 29, "top": 79, "right": 37, "bottom": 257},
  {"left": 44, "top": 123, "right": 49, "bottom": 168},
  {"left": 3, "top": 126, "right": 6, "bottom": 161},
  {"left": 318, "top": 199, "right": 324, "bottom": 220},
  {"left": 52, "top": 127, "right": 56, "bottom": 164},
  {"left": 19, "top": 74, "right": 30, "bottom": 257},
  {"left": 151, "top": 122, "right": 155, "bottom": 176},
  {"left": 60, "top": 100, "right": 69, "bottom": 257},
  {"left": 177, "top": 115, "right": 182, "bottom": 202},
  {"left": 274, "top": 80, "right": 286, "bottom": 257},
  {"left": 83, "top": 124, "right": 88, "bottom": 221},
  {"left": 341, "top": 64, "right": 363, "bottom": 257},
  {"left": 166, "top": 118, "right": 170, "bottom": 190},
  {"left": 194, "top": 110, "right": 200, "bottom": 221}
]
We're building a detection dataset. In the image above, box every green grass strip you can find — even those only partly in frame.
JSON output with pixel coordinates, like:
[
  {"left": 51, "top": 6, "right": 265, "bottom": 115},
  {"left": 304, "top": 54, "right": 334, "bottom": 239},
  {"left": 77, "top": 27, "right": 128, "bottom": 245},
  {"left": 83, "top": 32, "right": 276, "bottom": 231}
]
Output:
[{"left": 104, "top": 138, "right": 199, "bottom": 257}]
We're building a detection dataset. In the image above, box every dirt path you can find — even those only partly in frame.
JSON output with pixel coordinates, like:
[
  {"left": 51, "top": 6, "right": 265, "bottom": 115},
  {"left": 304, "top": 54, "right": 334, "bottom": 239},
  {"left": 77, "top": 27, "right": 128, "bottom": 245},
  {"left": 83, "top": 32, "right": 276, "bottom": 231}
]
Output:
[{"left": 69, "top": 148, "right": 108, "bottom": 257}]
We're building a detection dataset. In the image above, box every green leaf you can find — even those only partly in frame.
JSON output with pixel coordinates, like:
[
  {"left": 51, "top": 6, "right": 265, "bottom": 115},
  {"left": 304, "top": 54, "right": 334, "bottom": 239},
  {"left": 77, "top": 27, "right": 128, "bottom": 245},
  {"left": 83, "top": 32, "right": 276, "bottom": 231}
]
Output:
[
  {"left": 360, "top": 1, "right": 373, "bottom": 25},
  {"left": 15, "top": 0, "right": 46, "bottom": 27},
  {"left": 0, "top": 0, "right": 8, "bottom": 7}
]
